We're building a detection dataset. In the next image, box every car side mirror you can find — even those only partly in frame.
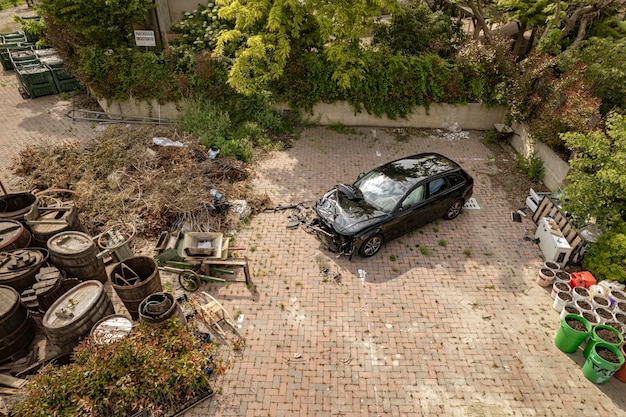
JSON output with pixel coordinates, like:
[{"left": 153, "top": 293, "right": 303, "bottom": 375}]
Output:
[{"left": 357, "top": 172, "right": 364, "bottom": 180}]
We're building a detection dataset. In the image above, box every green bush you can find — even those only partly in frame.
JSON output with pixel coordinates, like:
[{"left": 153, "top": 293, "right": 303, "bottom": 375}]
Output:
[
  {"left": 512, "top": 153, "right": 544, "bottom": 182},
  {"left": 372, "top": 1, "right": 465, "bottom": 59},
  {"left": 11, "top": 321, "right": 219, "bottom": 417},
  {"left": 583, "top": 222, "right": 626, "bottom": 284}
]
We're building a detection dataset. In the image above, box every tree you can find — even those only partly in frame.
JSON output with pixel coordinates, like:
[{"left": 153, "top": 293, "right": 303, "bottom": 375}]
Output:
[
  {"left": 372, "top": 1, "right": 466, "bottom": 59},
  {"left": 560, "top": 37, "right": 626, "bottom": 114},
  {"left": 37, "top": 0, "right": 155, "bottom": 49},
  {"left": 561, "top": 113, "right": 626, "bottom": 229},
  {"left": 215, "top": 0, "right": 401, "bottom": 94}
]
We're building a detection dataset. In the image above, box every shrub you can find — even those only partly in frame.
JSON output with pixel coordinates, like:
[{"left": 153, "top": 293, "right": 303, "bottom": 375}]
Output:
[
  {"left": 11, "top": 321, "right": 219, "bottom": 417},
  {"left": 512, "top": 153, "right": 544, "bottom": 182},
  {"left": 583, "top": 222, "right": 626, "bottom": 284},
  {"left": 372, "top": 2, "right": 466, "bottom": 59}
]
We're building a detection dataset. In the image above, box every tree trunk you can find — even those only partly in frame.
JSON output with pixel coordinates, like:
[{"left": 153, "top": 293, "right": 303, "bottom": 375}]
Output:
[
  {"left": 467, "top": 0, "right": 491, "bottom": 41},
  {"left": 512, "top": 20, "right": 527, "bottom": 58}
]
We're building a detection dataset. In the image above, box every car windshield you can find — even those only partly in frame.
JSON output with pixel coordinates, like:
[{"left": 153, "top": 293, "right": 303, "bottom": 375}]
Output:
[{"left": 354, "top": 170, "right": 407, "bottom": 213}]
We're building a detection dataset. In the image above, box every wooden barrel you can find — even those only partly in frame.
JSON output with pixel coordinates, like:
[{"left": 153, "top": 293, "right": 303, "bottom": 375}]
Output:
[
  {"left": 27, "top": 205, "right": 83, "bottom": 247},
  {"left": 42, "top": 280, "right": 115, "bottom": 353},
  {"left": 0, "top": 220, "right": 31, "bottom": 252},
  {"left": 47, "top": 231, "right": 107, "bottom": 283},
  {"left": 0, "top": 285, "right": 36, "bottom": 362},
  {"left": 110, "top": 256, "right": 162, "bottom": 320},
  {"left": 0, "top": 192, "right": 37, "bottom": 222},
  {"left": 0, "top": 248, "right": 48, "bottom": 292},
  {"left": 139, "top": 292, "right": 186, "bottom": 328},
  {"left": 90, "top": 314, "right": 133, "bottom": 344}
]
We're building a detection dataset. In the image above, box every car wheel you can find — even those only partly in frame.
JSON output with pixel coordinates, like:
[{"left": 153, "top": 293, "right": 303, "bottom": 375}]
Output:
[
  {"left": 359, "top": 234, "right": 383, "bottom": 257},
  {"left": 444, "top": 199, "right": 464, "bottom": 220}
]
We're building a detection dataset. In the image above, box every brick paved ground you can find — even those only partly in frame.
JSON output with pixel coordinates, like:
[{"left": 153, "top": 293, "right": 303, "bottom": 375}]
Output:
[{"left": 2, "top": 6, "right": 626, "bottom": 415}]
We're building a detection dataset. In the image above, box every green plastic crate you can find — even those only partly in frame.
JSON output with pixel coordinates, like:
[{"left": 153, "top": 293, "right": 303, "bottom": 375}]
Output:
[
  {"left": 17, "top": 64, "right": 54, "bottom": 86},
  {"left": 1, "top": 44, "right": 33, "bottom": 70},
  {"left": 22, "top": 81, "right": 58, "bottom": 98},
  {"left": 10, "top": 50, "right": 39, "bottom": 69},
  {"left": 1, "top": 32, "right": 27, "bottom": 43},
  {"left": 48, "top": 65, "right": 74, "bottom": 81},
  {"left": 55, "top": 77, "right": 83, "bottom": 93}
]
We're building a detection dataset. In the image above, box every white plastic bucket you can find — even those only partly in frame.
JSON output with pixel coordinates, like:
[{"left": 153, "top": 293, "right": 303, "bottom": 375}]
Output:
[
  {"left": 552, "top": 281, "right": 571, "bottom": 299},
  {"left": 581, "top": 310, "right": 600, "bottom": 326},
  {"left": 544, "top": 261, "right": 560, "bottom": 272},
  {"left": 575, "top": 298, "right": 594, "bottom": 313},
  {"left": 594, "top": 307, "right": 614, "bottom": 324},
  {"left": 560, "top": 303, "right": 581, "bottom": 320},
  {"left": 608, "top": 289, "right": 626, "bottom": 309},
  {"left": 591, "top": 295, "right": 611, "bottom": 310},
  {"left": 537, "top": 267, "right": 556, "bottom": 287},
  {"left": 553, "top": 290, "right": 573, "bottom": 313},
  {"left": 572, "top": 286, "right": 591, "bottom": 301}
]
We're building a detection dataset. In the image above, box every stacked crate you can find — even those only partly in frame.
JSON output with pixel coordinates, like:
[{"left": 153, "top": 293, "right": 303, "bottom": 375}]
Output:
[
  {"left": 9, "top": 47, "right": 58, "bottom": 99},
  {"left": 37, "top": 49, "right": 83, "bottom": 94},
  {"left": 2, "top": 29, "right": 83, "bottom": 98}
]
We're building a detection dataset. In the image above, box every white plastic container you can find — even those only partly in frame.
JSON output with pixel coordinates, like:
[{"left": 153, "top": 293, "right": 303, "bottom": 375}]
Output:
[
  {"left": 560, "top": 303, "right": 581, "bottom": 320},
  {"left": 552, "top": 281, "right": 571, "bottom": 299},
  {"left": 553, "top": 290, "right": 573, "bottom": 313},
  {"left": 608, "top": 289, "right": 626, "bottom": 309},
  {"left": 572, "top": 286, "right": 591, "bottom": 301}
]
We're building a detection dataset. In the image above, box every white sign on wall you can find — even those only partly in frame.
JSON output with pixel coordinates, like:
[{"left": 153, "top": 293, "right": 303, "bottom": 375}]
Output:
[{"left": 134, "top": 30, "right": 156, "bottom": 47}]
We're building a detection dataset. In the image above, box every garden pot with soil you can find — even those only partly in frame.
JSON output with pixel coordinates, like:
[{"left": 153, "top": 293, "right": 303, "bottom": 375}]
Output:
[
  {"left": 552, "top": 281, "right": 571, "bottom": 299},
  {"left": 609, "top": 290, "right": 626, "bottom": 309},
  {"left": 575, "top": 299, "right": 593, "bottom": 312},
  {"left": 572, "top": 286, "right": 590, "bottom": 301},
  {"left": 592, "top": 295, "right": 611, "bottom": 310},
  {"left": 583, "top": 324, "right": 624, "bottom": 358},
  {"left": 613, "top": 343, "right": 626, "bottom": 383},
  {"left": 582, "top": 311, "right": 600, "bottom": 326},
  {"left": 582, "top": 342, "right": 624, "bottom": 384},
  {"left": 537, "top": 267, "right": 556, "bottom": 287},
  {"left": 560, "top": 303, "right": 581, "bottom": 321},
  {"left": 595, "top": 307, "right": 614, "bottom": 324},
  {"left": 553, "top": 290, "right": 573, "bottom": 313},
  {"left": 555, "top": 314, "right": 592, "bottom": 353}
]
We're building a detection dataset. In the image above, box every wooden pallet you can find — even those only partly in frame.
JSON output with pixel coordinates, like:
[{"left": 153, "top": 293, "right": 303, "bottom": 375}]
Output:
[{"left": 532, "top": 196, "right": 582, "bottom": 252}]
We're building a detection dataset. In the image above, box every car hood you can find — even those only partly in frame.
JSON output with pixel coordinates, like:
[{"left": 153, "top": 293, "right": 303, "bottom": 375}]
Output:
[{"left": 315, "top": 186, "right": 388, "bottom": 235}]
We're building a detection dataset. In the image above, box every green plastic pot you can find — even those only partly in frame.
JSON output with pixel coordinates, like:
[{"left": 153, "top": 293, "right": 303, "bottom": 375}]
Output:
[
  {"left": 582, "top": 342, "right": 625, "bottom": 384},
  {"left": 555, "top": 314, "right": 591, "bottom": 353},
  {"left": 583, "top": 324, "right": 624, "bottom": 358}
]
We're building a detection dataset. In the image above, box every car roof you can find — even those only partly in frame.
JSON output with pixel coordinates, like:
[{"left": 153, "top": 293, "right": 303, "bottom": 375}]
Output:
[{"left": 376, "top": 153, "right": 463, "bottom": 185}]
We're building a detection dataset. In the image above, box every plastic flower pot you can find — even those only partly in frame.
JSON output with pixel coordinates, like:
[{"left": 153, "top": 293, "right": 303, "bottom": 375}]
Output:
[
  {"left": 555, "top": 314, "right": 591, "bottom": 353},
  {"left": 582, "top": 342, "right": 624, "bottom": 384},
  {"left": 583, "top": 324, "right": 624, "bottom": 358}
]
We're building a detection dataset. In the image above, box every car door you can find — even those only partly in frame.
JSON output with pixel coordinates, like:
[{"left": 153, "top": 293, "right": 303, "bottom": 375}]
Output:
[
  {"left": 383, "top": 184, "right": 432, "bottom": 239},
  {"left": 422, "top": 176, "right": 453, "bottom": 223}
]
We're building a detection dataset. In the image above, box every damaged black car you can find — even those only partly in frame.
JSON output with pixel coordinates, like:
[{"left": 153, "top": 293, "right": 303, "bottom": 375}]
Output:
[{"left": 310, "top": 153, "right": 474, "bottom": 258}]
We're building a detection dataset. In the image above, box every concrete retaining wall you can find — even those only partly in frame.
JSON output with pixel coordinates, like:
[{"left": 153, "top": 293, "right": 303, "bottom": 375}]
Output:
[
  {"left": 97, "top": 98, "right": 185, "bottom": 121},
  {"left": 96, "top": 97, "right": 569, "bottom": 190},
  {"left": 298, "top": 102, "right": 507, "bottom": 130},
  {"left": 509, "top": 122, "right": 569, "bottom": 191}
]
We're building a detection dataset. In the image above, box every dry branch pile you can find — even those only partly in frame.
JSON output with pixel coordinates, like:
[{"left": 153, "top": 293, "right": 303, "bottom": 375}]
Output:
[{"left": 10, "top": 125, "right": 271, "bottom": 241}]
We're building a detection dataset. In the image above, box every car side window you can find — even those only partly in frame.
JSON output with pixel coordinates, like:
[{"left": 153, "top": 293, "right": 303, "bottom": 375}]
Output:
[
  {"left": 402, "top": 185, "right": 425, "bottom": 209},
  {"left": 428, "top": 178, "right": 448, "bottom": 196},
  {"left": 447, "top": 174, "right": 464, "bottom": 187}
]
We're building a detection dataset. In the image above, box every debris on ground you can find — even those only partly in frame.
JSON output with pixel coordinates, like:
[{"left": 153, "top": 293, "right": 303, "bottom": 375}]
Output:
[{"left": 10, "top": 125, "right": 271, "bottom": 241}]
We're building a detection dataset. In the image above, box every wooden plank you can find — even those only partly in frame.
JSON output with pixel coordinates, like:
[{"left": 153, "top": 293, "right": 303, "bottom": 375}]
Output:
[
  {"left": 532, "top": 196, "right": 551, "bottom": 223},
  {"left": 0, "top": 373, "right": 27, "bottom": 389},
  {"left": 569, "top": 235, "right": 582, "bottom": 251}
]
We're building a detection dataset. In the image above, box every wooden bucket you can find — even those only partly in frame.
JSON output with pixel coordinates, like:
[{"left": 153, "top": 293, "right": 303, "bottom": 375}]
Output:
[
  {"left": 27, "top": 205, "right": 83, "bottom": 247},
  {"left": 0, "top": 192, "right": 37, "bottom": 222},
  {"left": 47, "top": 231, "right": 107, "bottom": 283},
  {"left": 90, "top": 314, "right": 133, "bottom": 344},
  {"left": 110, "top": 256, "right": 162, "bottom": 320},
  {"left": 139, "top": 292, "right": 186, "bottom": 328},
  {"left": 42, "top": 280, "right": 115, "bottom": 353},
  {"left": 0, "top": 219, "right": 31, "bottom": 252},
  {"left": 0, "top": 248, "right": 48, "bottom": 292},
  {"left": 0, "top": 285, "right": 36, "bottom": 362}
]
